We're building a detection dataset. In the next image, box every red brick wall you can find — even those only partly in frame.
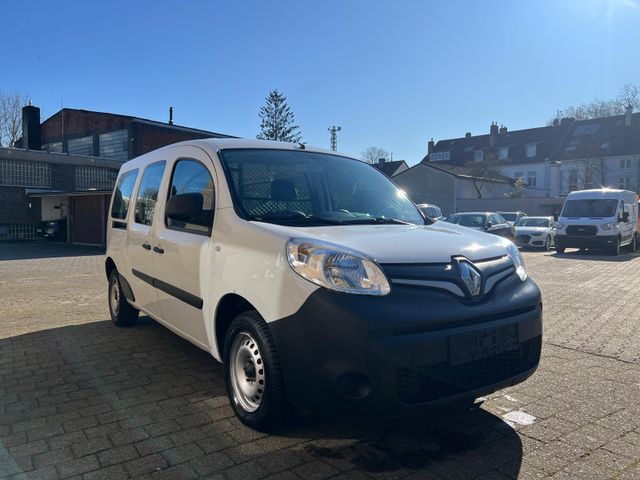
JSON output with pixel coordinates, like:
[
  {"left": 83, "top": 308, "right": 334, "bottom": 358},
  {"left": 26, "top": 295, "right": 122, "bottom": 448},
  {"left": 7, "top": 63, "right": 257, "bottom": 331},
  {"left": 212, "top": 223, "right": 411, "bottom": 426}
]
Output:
[
  {"left": 41, "top": 110, "right": 132, "bottom": 146},
  {"left": 131, "top": 123, "right": 214, "bottom": 158}
]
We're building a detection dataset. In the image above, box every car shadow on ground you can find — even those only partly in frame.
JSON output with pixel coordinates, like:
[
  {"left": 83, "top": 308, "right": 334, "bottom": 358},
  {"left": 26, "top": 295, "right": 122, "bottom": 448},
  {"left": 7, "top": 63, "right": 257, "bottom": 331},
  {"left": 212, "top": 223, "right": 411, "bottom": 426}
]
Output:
[
  {"left": 0, "top": 241, "right": 104, "bottom": 261},
  {"left": 0, "top": 318, "right": 522, "bottom": 479},
  {"left": 549, "top": 248, "right": 640, "bottom": 262}
]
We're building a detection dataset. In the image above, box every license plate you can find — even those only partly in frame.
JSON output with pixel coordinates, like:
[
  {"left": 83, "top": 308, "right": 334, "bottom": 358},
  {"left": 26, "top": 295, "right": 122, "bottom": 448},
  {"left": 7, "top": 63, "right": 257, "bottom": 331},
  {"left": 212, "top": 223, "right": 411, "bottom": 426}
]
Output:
[{"left": 449, "top": 325, "right": 519, "bottom": 366}]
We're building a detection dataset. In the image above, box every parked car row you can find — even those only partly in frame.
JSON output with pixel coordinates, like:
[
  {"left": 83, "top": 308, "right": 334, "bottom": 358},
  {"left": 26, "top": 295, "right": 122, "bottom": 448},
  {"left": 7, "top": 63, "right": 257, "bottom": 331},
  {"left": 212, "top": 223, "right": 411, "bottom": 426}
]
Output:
[{"left": 430, "top": 188, "right": 639, "bottom": 256}]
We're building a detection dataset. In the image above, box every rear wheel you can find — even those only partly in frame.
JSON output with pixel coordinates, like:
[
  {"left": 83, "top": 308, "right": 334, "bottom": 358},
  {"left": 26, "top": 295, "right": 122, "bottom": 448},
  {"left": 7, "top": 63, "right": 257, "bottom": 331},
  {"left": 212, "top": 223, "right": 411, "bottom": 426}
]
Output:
[
  {"left": 223, "top": 310, "right": 291, "bottom": 432},
  {"left": 108, "top": 270, "right": 139, "bottom": 327},
  {"left": 544, "top": 237, "right": 551, "bottom": 252}
]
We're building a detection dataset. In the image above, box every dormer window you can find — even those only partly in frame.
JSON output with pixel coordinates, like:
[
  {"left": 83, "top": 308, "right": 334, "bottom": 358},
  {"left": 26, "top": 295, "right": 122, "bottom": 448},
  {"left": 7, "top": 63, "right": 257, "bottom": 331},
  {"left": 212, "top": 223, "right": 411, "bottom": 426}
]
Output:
[
  {"left": 498, "top": 147, "right": 508, "bottom": 160},
  {"left": 526, "top": 144, "right": 536, "bottom": 158},
  {"left": 474, "top": 150, "right": 484, "bottom": 162}
]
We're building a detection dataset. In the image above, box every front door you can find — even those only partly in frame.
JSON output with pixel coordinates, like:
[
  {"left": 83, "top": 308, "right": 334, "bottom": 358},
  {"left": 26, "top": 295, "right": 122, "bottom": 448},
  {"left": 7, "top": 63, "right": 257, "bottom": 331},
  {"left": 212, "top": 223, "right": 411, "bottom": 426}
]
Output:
[
  {"left": 126, "top": 160, "right": 167, "bottom": 318},
  {"left": 152, "top": 148, "right": 216, "bottom": 349},
  {"left": 70, "top": 195, "right": 104, "bottom": 245}
]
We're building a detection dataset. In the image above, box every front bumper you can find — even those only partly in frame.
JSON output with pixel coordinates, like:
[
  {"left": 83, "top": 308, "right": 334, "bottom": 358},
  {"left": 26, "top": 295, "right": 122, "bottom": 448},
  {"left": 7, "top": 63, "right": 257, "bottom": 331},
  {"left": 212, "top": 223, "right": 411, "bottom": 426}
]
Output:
[
  {"left": 269, "top": 275, "right": 542, "bottom": 416},
  {"left": 516, "top": 233, "right": 547, "bottom": 248},
  {"left": 555, "top": 233, "right": 616, "bottom": 249}
]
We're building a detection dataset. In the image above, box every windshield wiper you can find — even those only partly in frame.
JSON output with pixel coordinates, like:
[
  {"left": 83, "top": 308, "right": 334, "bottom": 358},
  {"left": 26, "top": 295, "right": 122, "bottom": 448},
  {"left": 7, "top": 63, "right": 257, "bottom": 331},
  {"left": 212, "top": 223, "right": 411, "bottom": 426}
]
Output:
[
  {"left": 339, "top": 217, "right": 411, "bottom": 225},
  {"left": 252, "top": 213, "right": 344, "bottom": 225}
]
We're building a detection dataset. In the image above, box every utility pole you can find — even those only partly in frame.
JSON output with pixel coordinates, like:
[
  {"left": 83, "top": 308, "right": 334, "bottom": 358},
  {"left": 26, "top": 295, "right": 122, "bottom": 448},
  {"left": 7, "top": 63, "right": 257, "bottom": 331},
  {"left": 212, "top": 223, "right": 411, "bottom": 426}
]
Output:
[{"left": 328, "top": 126, "right": 341, "bottom": 151}]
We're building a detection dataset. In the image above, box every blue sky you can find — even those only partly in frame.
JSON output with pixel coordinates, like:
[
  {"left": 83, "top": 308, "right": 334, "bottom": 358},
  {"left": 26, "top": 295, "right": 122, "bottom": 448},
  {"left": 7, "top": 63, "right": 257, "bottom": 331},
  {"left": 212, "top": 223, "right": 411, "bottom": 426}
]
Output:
[{"left": 3, "top": 0, "right": 640, "bottom": 164}]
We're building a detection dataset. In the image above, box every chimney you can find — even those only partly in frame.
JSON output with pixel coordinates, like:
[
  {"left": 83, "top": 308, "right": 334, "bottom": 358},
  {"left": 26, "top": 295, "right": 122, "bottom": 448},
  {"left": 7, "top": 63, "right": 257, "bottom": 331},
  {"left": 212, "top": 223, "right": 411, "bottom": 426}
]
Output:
[
  {"left": 22, "top": 104, "right": 41, "bottom": 150},
  {"left": 465, "top": 132, "right": 472, "bottom": 138},
  {"left": 499, "top": 125, "right": 507, "bottom": 134},
  {"left": 378, "top": 158, "right": 386, "bottom": 164},
  {"left": 489, "top": 122, "right": 499, "bottom": 147},
  {"left": 428, "top": 138, "right": 435, "bottom": 154},
  {"left": 625, "top": 104, "right": 633, "bottom": 127},
  {"left": 168, "top": 106, "right": 174, "bottom": 125}
]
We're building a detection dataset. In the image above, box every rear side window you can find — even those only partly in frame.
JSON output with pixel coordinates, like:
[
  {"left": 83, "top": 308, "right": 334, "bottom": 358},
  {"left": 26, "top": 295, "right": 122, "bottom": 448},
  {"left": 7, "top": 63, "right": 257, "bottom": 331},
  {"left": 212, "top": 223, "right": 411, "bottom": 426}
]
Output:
[
  {"left": 111, "top": 169, "right": 138, "bottom": 220},
  {"left": 166, "top": 159, "right": 215, "bottom": 234},
  {"left": 134, "top": 161, "right": 166, "bottom": 226}
]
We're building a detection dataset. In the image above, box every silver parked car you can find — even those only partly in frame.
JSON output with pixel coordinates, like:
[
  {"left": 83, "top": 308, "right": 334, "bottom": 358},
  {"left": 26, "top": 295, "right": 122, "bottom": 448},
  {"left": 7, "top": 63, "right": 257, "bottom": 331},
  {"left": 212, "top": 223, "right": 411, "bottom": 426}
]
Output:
[{"left": 514, "top": 216, "right": 556, "bottom": 251}]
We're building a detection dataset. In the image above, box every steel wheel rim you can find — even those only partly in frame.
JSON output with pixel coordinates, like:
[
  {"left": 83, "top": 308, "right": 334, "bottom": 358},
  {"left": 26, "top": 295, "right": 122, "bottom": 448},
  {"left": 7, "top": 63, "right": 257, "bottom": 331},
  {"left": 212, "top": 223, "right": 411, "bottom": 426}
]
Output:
[
  {"left": 110, "top": 278, "right": 120, "bottom": 316},
  {"left": 229, "top": 332, "right": 265, "bottom": 412}
]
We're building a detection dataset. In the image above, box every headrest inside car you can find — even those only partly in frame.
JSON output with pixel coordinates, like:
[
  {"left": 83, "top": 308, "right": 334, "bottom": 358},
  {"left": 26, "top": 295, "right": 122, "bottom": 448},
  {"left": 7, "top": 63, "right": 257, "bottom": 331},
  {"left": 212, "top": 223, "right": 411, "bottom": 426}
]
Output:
[{"left": 271, "top": 179, "right": 297, "bottom": 201}]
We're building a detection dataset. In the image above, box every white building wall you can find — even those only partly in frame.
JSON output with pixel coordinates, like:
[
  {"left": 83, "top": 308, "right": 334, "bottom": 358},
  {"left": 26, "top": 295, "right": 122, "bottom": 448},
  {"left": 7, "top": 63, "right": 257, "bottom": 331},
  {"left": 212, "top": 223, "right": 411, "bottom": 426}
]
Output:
[{"left": 500, "top": 162, "right": 548, "bottom": 190}]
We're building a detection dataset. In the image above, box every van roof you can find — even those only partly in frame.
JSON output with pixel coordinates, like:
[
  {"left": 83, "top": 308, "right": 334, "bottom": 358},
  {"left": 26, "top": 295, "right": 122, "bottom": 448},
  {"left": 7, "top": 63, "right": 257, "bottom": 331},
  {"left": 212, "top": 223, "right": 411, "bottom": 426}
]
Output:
[
  {"left": 192, "top": 138, "right": 337, "bottom": 155},
  {"left": 566, "top": 188, "right": 637, "bottom": 199}
]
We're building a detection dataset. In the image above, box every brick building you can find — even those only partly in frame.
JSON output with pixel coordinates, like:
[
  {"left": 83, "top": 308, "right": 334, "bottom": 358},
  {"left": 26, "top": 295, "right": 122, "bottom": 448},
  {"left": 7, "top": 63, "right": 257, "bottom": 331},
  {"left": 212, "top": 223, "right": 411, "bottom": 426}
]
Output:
[{"left": 1, "top": 105, "right": 233, "bottom": 245}]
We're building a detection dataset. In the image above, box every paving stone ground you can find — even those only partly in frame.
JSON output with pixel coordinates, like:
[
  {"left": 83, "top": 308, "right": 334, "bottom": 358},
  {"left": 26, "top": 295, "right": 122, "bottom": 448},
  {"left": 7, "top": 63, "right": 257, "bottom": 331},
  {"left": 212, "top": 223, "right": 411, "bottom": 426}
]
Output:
[{"left": 1, "top": 241, "right": 640, "bottom": 479}]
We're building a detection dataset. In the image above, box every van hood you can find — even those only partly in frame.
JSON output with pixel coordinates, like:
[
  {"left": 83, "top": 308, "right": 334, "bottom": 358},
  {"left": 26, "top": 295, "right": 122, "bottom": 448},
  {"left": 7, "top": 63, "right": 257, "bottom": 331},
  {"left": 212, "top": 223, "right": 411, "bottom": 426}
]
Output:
[{"left": 252, "top": 222, "right": 511, "bottom": 263}]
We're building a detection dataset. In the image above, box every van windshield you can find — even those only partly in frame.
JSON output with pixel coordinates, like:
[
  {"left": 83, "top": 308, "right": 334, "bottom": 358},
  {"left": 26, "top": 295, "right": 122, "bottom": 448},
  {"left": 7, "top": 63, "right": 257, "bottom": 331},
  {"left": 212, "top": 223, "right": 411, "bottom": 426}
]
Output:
[
  {"left": 562, "top": 199, "right": 618, "bottom": 218},
  {"left": 218, "top": 149, "right": 425, "bottom": 226}
]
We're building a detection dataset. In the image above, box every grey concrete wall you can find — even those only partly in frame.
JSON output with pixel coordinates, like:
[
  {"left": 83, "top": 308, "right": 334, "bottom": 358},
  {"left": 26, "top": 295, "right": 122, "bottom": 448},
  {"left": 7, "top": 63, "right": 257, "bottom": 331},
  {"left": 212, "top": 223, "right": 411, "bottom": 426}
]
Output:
[
  {"left": 393, "top": 164, "right": 456, "bottom": 215},
  {"left": 456, "top": 197, "right": 564, "bottom": 216}
]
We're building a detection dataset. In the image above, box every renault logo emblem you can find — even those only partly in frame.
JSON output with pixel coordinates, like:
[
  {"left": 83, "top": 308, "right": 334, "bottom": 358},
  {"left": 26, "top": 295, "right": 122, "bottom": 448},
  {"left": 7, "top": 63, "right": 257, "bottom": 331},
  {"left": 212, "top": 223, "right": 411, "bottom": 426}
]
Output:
[{"left": 459, "top": 261, "right": 482, "bottom": 297}]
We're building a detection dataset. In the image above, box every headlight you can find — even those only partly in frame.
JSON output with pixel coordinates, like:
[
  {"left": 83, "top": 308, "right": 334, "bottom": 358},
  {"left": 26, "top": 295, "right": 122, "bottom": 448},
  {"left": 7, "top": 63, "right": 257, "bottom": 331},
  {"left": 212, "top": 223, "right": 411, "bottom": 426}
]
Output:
[
  {"left": 600, "top": 222, "right": 616, "bottom": 231},
  {"left": 506, "top": 243, "right": 527, "bottom": 281},
  {"left": 529, "top": 231, "right": 543, "bottom": 236},
  {"left": 287, "top": 238, "right": 391, "bottom": 296}
]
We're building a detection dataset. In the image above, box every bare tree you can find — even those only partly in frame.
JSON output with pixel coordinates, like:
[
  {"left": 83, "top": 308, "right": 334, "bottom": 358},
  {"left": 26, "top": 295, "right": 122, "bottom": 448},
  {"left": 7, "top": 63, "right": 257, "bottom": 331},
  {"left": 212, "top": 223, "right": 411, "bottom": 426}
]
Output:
[
  {"left": 464, "top": 153, "right": 504, "bottom": 199},
  {"left": 0, "top": 91, "right": 28, "bottom": 147},
  {"left": 548, "top": 83, "right": 640, "bottom": 124},
  {"left": 360, "top": 146, "right": 390, "bottom": 164},
  {"left": 617, "top": 83, "right": 640, "bottom": 109}
]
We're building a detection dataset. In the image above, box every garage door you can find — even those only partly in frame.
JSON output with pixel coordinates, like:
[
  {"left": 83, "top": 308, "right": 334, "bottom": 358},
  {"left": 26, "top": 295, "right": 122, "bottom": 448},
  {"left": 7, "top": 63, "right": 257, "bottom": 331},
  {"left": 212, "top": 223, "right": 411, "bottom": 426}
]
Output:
[{"left": 70, "top": 196, "right": 105, "bottom": 246}]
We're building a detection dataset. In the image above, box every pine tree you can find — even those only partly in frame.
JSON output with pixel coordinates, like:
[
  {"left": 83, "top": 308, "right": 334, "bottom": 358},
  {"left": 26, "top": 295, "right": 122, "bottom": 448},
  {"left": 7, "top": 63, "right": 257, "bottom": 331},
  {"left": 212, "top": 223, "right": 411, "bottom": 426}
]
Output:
[{"left": 256, "top": 89, "right": 302, "bottom": 143}]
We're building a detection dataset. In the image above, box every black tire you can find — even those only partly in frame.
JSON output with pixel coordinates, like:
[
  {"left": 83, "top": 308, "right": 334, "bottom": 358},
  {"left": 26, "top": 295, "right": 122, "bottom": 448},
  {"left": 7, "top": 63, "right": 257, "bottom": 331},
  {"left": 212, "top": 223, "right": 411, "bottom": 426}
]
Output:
[
  {"left": 108, "top": 270, "right": 139, "bottom": 327},
  {"left": 556, "top": 245, "right": 565, "bottom": 254},
  {"left": 630, "top": 234, "right": 637, "bottom": 252},
  {"left": 223, "top": 310, "right": 291, "bottom": 432},
  {"left": 544, "top": 237, "right": 551, "bottom": 252},
  {"left": 611, "top": 238, "right": 621, "bottom": 256}
]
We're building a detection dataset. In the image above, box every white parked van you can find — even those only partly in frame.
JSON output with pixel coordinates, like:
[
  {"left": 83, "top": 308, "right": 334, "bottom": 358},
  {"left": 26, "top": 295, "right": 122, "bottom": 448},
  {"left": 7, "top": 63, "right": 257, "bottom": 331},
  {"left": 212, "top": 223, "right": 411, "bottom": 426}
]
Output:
[
  {"left": 555, "top": 189, "right": 638, "bottom": 255},
  {"left": 105, "top": 139, "right": 542, "bottom": 431}
]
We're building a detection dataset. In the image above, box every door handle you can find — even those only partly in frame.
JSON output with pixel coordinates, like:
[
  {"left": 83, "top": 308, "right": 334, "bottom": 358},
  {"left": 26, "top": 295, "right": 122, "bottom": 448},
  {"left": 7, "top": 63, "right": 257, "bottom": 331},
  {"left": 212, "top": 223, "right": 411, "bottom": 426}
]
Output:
[
  {"left": 153, "top": 246, "right": 164, "bottom": 254},
  {"left": 142, "top": 243, "right": 151, "bottom": 250}
]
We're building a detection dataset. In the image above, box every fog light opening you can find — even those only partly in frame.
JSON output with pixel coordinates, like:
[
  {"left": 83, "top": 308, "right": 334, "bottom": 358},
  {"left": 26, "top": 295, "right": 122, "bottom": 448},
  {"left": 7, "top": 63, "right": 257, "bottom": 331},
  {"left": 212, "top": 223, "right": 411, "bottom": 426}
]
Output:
[{"left": 337, "top": 373, "right": 373, "bottom": 400}]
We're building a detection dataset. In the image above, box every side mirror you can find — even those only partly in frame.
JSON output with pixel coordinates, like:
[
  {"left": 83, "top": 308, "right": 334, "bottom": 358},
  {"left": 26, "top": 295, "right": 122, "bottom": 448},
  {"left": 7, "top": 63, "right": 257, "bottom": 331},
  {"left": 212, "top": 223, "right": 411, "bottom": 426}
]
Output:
[
  {"left": 166, "top": 193, "right": 203, "bottom": 223},
  {"left": 622, "top": 211, "right": 630, "bottom": 222},
  {"left": 485, "top": 222, "right": 493, "bottom": 230}
]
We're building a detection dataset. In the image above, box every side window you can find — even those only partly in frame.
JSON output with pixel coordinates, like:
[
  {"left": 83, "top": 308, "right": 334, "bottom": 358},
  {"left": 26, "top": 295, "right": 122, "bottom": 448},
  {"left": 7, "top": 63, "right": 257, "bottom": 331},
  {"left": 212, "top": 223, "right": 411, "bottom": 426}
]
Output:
[
  {"left": 134, "top": 161, "right": 166, "bottom": 226},
  {"left": 166, "top": 159, "right": 215, "bottom": 234},
  {"left": 111, "top": 169, "right": 138, "bottom": 220}
]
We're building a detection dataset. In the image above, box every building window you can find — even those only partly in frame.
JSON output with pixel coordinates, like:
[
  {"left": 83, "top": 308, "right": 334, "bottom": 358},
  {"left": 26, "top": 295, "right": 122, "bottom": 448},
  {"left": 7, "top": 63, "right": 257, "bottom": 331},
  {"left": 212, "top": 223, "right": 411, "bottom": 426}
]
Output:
[
  {"left": 443, "top": 151, "right": 450, "bottom": 161},
  {"left": 619, "top": 177, "right": 631, "bottom": 189},
  {"left": 43, "top": 142, "right": 62, "bottom": 153},
  {"left": 74, "top": 166, "right": 117, "bottom": 190},
  {"left": 620, "top": 158, "right": 632, "bottom": 169},
  {"left": 568, "top": 170, "right": 578, "bottom": 191},
  {"left": 526, "top": 144, "right": 536, "bottom": 158},
  {"left": 68, "top": 135, "right": 94, "bottom": 156},
  {"left": 0, "top": 159, "right": 51, "bottom": 187},
  {"left": 99, "top": 130, "right": 128, "bottom": 160},
  {"left": 527, "top": 171, "right": 537, "bottom": 187},
  {"left": 474, "top": 150, "right": 483, "bottom": 162},
  {"left": 498, "top": 147, "right": 508, "bottom": 160},
  {"left": 436, "top": 152, "right": 443, "bottom": 161}
]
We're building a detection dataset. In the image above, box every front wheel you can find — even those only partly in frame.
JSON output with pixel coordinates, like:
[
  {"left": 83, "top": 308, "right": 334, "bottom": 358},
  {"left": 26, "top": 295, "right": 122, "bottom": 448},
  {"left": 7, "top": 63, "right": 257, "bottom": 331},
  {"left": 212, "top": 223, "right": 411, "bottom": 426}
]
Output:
[
  {"left": 556, "top": 245, "right": 565, "bottom": 254},
  {"left": 223, "top": 311, "right": 291, "bottom": 432},
  {"left": 108, "top": 270, "right": 139, "bottom": 327},
  {"left": 610, "top": 238, "right": 621, "bottom": 256},
  {"left": 544, "top": 237, "right": 551, "bottom": 252}
]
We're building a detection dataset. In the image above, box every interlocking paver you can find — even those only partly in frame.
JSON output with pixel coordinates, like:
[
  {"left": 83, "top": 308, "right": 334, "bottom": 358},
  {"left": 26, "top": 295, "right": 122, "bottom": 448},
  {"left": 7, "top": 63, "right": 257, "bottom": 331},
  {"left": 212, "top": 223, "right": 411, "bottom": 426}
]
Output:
[{"left": 3, "top": 243, "right": 640, "bottom": 479}]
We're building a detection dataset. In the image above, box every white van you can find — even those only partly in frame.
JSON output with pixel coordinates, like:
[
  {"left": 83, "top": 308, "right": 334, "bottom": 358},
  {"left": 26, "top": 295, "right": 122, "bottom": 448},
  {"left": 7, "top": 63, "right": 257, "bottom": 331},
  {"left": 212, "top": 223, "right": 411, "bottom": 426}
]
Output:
[
  {"left": 555, "top": 189, "right": 638, "bottom": 255},
  {"left": 105, "top": 139, "right": 542, "bottom": 431}
]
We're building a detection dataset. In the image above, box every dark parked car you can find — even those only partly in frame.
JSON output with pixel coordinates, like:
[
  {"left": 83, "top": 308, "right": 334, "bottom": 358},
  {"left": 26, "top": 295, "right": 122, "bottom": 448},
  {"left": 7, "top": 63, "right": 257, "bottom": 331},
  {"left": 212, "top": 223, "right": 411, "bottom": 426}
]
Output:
[{"left": 444, "top": 212, "right": 516, "bottom": 241}]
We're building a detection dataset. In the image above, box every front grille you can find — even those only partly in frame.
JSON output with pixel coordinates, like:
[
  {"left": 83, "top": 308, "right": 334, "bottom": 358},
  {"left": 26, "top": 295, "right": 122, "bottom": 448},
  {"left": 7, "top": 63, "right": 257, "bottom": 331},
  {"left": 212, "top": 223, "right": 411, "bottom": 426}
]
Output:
[
  {"left": 516, "top": 234, "right": 531, "bottom": 244},
  {"left": 396, "top": 336, "right": 541, "bottom": 404},
  {"left": 566, "top": 225, "right": 597, "bottom": 236}
]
